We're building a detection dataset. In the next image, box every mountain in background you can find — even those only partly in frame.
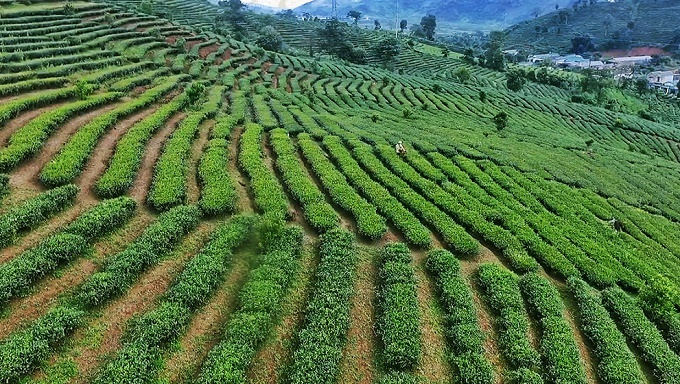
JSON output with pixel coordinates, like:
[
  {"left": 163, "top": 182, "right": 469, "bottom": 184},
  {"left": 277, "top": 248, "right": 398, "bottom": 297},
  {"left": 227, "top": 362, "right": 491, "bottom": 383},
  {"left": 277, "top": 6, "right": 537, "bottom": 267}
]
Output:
[
  {"left": 294, "top": 0, "right": 573, "bottom": 28},
  {"left": 505, "top": 0, "right": 680, "bottom": 54}
]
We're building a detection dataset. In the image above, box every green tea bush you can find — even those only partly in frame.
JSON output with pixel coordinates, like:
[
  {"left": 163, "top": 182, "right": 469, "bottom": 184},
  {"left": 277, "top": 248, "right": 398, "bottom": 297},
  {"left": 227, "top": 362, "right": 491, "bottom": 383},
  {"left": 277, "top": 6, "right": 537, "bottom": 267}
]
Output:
[
  {"left": 199, "top": 226, "right": 303, "bottom": 384},
  {"left": 198, "top": 138, "right": 238, "bottom": 215},
  {"left": 76, "top": 205, "right": 201, "bottom": 308},
  {"left": 149, "top": 86, "right": 223, "bottom": 211},
  {"left": 95, "top": 93, "right": 189, "bottom": 197},
  {"left": 63, "top": 196, "right": 137, "bottom": 241},
  {"left": 426, "top": 249, "right": 494, "bottom": 384},
  {"left": 602, "top": 287, "right": 680, "bottom": 383},
  {"left": 237, "top": 123, "right": 289, "bottom": 221},
  {"left": 288, "top": 228, "right": 357, "bottom": 383},
  {"left": 0, "top": 305, "right": 85, "bottom": 383},
  {"left": 567, "top": 277, "right": 644, "bottom": 384},
  {"left": 0, "top": 92, "right": 122, "bottom": 171},
  {"left": 378, "top": 243, "right": 420, "bottom": 370},
  {"left": 298, "top": 134, "right": 386, "bottom": 239},
  {"left": 0, "top": 234, "right": 89, "bottom": 305},
  {"left": 93, "top": 215, "right": 255, "bottom": 383},
  {"left": 270, "top": 129, "right": 338, "bottom": 232},
  {"left": 476, "top": 264, "right": 540, "bottom": 372},
  {"left": 520, "top": 273, "right": 586, "bottom": 384},
  {"left": 40, "top": 78, "right": 184, "bottom": 186},
  {"left": 0, "top": 184, "right": 78, "bottom": 248},
  {"left": 323, "top": 135, "right": 431, "bottom": 248}
]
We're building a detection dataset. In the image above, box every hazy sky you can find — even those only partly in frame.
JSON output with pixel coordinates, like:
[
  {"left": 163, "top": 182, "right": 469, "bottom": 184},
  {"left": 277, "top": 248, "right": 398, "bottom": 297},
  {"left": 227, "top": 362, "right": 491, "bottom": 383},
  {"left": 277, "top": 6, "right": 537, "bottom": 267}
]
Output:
[{"left": 242, "top": 0, "right": 313, "bottom": 8}]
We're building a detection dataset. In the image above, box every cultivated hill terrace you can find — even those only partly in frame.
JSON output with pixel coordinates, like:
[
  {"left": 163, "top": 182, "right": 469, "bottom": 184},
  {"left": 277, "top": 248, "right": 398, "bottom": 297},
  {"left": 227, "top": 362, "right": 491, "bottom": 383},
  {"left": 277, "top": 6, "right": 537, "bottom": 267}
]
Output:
[{"left": 0, "top": 1, "right": 680, "bottom": 384}]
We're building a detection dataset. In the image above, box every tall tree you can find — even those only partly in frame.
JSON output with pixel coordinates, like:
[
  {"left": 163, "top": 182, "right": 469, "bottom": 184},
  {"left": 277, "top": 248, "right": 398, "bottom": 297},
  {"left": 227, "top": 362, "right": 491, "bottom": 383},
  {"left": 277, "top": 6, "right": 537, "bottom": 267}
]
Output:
[
  {"left": 347, "top": 10, "right": 362, "bottom": 26},
  {"left": 373, "top": 36, "right": 401, "bottom": 65},
  {"left": 484, "top": 31, "right": 506, "bottom": 71},
  {"left": 420, "top": 14, "right": 436, "bottom": 40},
  {"left": 217, "top": 0, "right": 247, "bottom": 32},
  {"left": 603, "top": 13, "right": 614, "bottom": 36},
  {"left": 400, "top": 19, "right": 408, "bottom": 33},
  {"left": 256, "top": 26, "right": 283, "bottom": 52},
  {"left": 374, "top": 19, "right": 382, "bottom": 30}
]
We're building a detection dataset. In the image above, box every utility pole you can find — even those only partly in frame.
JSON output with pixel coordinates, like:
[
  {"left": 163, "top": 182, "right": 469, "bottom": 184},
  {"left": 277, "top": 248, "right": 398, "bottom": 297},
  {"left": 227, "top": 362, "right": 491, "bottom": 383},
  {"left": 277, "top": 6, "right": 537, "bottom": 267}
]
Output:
[
  {"left": 395, "top": 0, "right": 399, "bottom": 38},
  {"left": 332, "top": 0, "right": 338, "bottom": 20}
]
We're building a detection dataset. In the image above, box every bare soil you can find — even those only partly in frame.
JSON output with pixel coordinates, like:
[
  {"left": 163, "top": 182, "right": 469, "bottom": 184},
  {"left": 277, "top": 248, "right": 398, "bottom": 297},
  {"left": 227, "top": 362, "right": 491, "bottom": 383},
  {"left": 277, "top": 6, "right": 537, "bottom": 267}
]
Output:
[
  {"left": 159, "top": 245, "right": 256, "bottom": 384},
  {"left": 67, "top": 221, "right": 216, "bottom": 384},
  {"left": 186, "top": 119, "right": 213, "bottom": 205},
  {"left": 338, "top": 246, "right": 378, "bottom": 384},
  {"left": 129, "top": 112, "right": 186, "bottom": 203},
  {"left": 0, "top": 212, "right": 154, "bottom": 339},
  {"left": 248, "top": 241, "right": 317, "bottom": 384},
  {"left": 228, "top": 126, "right": 255, "bottom": 214}
]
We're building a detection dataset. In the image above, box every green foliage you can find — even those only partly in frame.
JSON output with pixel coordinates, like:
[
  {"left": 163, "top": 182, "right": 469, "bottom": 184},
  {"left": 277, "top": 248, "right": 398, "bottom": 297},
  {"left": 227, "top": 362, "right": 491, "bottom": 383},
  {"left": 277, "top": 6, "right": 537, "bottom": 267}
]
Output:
[
  {"left": 199, "top": 226, "right": 303, "bottom": 384},
  {"left": 420, "top": 14, "right": 437, "bottom": 40},
  {"left": 0, "top": 184, "right": 78, "bottom": 248},
  {"left": 602, "top": 287, "right": 680, "bottom": 383},
  {"left": 75, "top": 80, "right": 95, "bottom": 100},
  {"left": 63, "top": 197, "right": 137, "bottom": 241},
  {"left": 76, "top": 205, "right": 201, "bottom": 309},
  {"left": 484, "top": 31, "right": 505, "bottom": 71},
  {"left": 323, "top": 136, "right": 431, "bottom": 248},
  {"left": 0, "top": 305, "right": 85, "bottom": 383},
  {"left": 288, "top": 229, "right": 357, "bottom": 383},
  {"left": 299, "top": 134, "right": 386, "bottom": 239},
  {"left": 506, "top": 68, "right": 526, "bottom": 91},
  {"left": 373, "top": 37, "right": 401, "bottom": 64},
  {"left": 238, "top": 123, "right": 289, "bottom": 221},
  {"left": 377, "top": 243, "right": 421, "bottom": 370},
  {"left": 95, "top": 93, "right": 189, "bottom": 197},
  {"left": 520, "top": 273, "right": 587, "bottom": 384},
  {"left": 0, "top": 92, "right": 122, "bottom": 172},
  {"left": 476, "top": 264, "right": 541, "bottom": 372},
  {"left": 41, "top": 78, "right": 185, "bottom": 186},
  {"left": 256, "top": 25, "right": 283, "bottom": 52},
  {"left": 270, "top": 129, "right": 338, "bottom": 232},
  {"left": 198, "top": 138, "right": 238, "bottom": 215},
  {"left": 426, "top": 249, "right": 494, "bottom": 384},
  {"left": 493, "top": 111, "right": 508, "bottom": 131},
  {"left": 0, "top": 234, "right": 90, "bottom": 305},
  {"left": 149, "top": 86, "right": 223, "bottom": 211},
  {"left": 568, "top": 277, "right": 644, "bottom": 384},
  {"left": 93, "top": 215, "right": 255, "bottom": 384}
]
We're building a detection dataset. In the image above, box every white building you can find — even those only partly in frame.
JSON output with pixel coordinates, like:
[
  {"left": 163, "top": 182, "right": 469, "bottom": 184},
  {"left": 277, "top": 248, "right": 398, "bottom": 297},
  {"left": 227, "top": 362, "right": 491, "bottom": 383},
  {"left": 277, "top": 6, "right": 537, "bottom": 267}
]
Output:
[{"left": 610, "top": 56, "right": 652, "bottom": 66}]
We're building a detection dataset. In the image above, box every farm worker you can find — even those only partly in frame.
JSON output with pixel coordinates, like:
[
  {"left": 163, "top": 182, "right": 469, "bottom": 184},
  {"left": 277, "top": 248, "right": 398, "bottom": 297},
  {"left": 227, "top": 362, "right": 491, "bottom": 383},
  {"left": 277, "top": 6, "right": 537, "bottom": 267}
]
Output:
[
  {"left": 608, "top": 218, "right": 621, "bottom": 231},
  {"left": 395, "top": 141, "right": 407, "bottom": 155}
]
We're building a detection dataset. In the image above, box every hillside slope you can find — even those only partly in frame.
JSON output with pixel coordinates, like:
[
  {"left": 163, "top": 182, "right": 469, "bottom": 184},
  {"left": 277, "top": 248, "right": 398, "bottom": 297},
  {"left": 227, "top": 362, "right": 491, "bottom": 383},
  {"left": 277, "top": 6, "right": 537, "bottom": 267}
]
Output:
[
  {"left": 295, "top": 0, "right": 573, "bottom": 26},
  {"left": 506, "top": 0, "right": 680, "bottom": 53}
]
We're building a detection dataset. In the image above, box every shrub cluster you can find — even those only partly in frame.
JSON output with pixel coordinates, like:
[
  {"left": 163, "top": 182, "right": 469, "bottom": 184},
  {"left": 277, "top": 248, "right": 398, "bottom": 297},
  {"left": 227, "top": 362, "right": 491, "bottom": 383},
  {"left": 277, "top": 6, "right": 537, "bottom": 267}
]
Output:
[
  {"left": 95, "top": 92, "right": 189, "bottom": 197},
  {"left": 0, "top": 305, "right": 85, "bottom": 382},
  {"left": 0, "top": 92, "right": 122, "bottom": 171},
  {"left": 349, "top": 140, "right": 475, "bottom": 254},
  {"left": 567, "top": 277, "right": 644, "bottom": 384},
  {"left": 0, "top": 196, "right": 136, "bottom": 305},
  {"left": 198, "top": 138, "right": 239, "bottom": 215},
  {"left": 237, "top": 123, "right": 289, "bottom": 221},
  {"left": 377, "top": 243, "right": 421, "bottom": 370},
  {"left": 39, "top": 77, "right": 185, "bottom": 186},
  {"left": 298, "top": 134, "right": 386, "bottom": 239},
  {"left": 288, "top": 228, "right": 357, "bottom": 383},
  {"left": 93, "top": 215, "right": 256, "bottom": 383},
  {"left": 0, "top": 184, "right": 78, "bottom": 248},
  {"left": 323, "top": 135, "right": 431, "bottom": 248},
  {"left": 76, "top": 205, "right": 201, "bottom": 308},
  {"left": 426, "top": 249, "right": 494, "bottom": 384},
  {"left": 520, "top": 273, "right": 587, "bottom": 384},
  {"left": 0, "top": 86, "right": 76, "bottom": 126},
  {"left": 199, "top": 226, "right": 303, "bottom": 384},
  {"left": 476, "top": 264, "right": 541, "bottom": 373},
  {"left": 270, "top": 128, "right": 338, "bottom": 232},
  {"left": 148, "top": 86, "right": 224, "bottom": 211},
  {"left": 602, "top": 287, "right": 680, "bottom": 383}
]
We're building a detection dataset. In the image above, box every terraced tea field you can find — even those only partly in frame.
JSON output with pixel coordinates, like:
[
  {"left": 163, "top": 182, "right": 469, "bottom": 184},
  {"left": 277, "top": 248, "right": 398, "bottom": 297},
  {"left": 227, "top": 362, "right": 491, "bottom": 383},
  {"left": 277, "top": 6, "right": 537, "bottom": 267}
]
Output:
[{"left": 1, "top": 1, "right": 680, "bottom": 384}]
